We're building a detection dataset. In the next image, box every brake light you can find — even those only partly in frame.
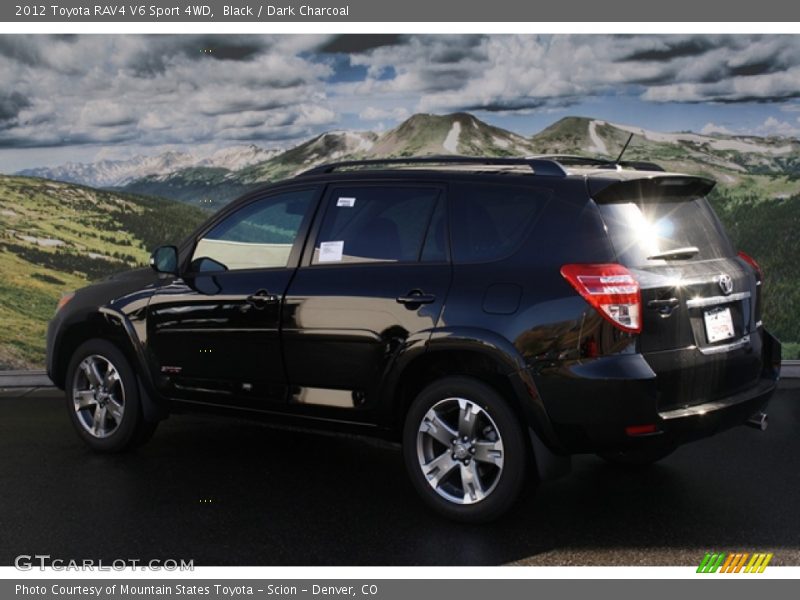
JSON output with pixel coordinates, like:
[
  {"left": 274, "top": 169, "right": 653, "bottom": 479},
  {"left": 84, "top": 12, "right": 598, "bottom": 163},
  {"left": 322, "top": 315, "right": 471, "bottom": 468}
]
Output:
[
  {"left": 738, "top": 251, "right": 762, "bottom": 281},
  {"left": 560, "top": 263, "right": 642, "bottom": 333}
]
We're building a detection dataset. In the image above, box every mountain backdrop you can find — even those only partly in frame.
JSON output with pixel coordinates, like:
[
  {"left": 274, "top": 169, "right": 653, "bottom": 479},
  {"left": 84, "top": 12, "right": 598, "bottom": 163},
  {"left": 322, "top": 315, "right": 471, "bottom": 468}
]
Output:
[{"left": 2, "top": 112, "right": 799, "bottom": 367}]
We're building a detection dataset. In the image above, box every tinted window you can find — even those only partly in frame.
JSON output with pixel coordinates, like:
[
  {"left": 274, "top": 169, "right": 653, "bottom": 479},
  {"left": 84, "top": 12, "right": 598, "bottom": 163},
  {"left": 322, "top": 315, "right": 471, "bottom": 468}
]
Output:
[
  {"left": 450, "top": 183, "right": 551, "bottom": 263},
  {"left": 312, "top": 186, "right": 441, "bottom": 265},
  {"left": 191, "top": 189, "right": 315, "bottom": 271},
  {"left": 421, "top": 198, "right": 448, "bottom": 262},
  {"left": 597, "top": 198, "right": 734, "bottom": 267}
]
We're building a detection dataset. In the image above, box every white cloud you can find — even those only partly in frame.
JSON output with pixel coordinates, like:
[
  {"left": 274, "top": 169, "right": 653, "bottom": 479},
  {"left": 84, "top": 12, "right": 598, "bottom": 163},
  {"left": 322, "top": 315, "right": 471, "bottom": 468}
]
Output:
[
  {"left": 0, "top": 35, "right": 334, "bottom": 149},
  {"left": 347, "top": 35, "right": 800, "bottom": 112},
  {"left": 753, "top": 116, "right": 800, "bottom": 138},
  {"left": 358, "top": 106, "right": 409, "bottom": 121},
  {"left": 700, "top": 122, "right": 736, "bottom": 135}
]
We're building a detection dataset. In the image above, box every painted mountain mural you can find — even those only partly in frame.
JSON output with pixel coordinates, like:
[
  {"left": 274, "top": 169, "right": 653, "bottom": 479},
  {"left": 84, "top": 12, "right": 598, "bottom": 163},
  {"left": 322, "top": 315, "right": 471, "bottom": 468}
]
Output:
[{"left": 3, "top": 112, "right": 799, "bottom": 367}]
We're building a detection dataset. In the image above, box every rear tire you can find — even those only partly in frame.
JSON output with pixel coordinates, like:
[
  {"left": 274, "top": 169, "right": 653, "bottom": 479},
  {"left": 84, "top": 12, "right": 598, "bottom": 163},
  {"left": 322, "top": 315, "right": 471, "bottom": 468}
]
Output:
[
  {"left": 65, "top": 339, "right": 157, "bottom": 453},
  {"left": 402, "top": 376, "right": 529, "bottom": 523},
  {"left": 598, "top": 445, "right": 675, "bottom": 467}
]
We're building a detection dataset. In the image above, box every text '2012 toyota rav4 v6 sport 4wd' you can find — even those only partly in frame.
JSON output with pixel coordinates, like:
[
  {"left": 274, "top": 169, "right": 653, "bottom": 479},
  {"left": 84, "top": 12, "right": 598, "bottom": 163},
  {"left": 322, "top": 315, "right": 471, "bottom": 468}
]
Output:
[{"left": 47, "top": 156, "right": 781, "bottom": 522}]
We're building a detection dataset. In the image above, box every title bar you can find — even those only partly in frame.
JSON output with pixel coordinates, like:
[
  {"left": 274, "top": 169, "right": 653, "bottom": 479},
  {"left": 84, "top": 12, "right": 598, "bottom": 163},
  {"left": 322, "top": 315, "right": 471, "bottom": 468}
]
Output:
[{"left": 4, "top": 0, "right": 800, "bottom": 22}]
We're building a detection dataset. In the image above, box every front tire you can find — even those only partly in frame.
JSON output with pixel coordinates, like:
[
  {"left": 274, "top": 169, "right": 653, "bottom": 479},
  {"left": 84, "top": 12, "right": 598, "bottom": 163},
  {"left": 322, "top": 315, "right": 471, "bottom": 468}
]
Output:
[
  {"left": 402, "top": 376, "right": 529, "bottom": 523},
  {"left": 65, "top": 339, "right": 157, "bottom": 453}
]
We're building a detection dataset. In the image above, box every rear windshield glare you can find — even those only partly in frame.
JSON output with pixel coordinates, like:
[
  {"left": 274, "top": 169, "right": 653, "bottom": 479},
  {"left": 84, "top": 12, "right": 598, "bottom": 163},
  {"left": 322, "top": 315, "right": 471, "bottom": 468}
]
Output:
[{"left": 597, "top": 197, "right": 734, "bottom": 267}]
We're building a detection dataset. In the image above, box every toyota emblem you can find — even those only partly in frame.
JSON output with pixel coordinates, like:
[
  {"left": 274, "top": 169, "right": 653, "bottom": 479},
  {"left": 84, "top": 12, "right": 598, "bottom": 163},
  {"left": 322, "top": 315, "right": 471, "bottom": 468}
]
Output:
[{"left": 718, "top": 273, "right": 734, "bottom": 295}]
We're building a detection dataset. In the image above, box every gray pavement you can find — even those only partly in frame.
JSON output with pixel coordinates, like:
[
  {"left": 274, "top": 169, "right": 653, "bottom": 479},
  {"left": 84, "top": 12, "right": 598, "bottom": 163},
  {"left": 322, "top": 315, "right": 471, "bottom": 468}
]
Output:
[{"left": 0, "top": 385, "right": 797, "bottom": 566}]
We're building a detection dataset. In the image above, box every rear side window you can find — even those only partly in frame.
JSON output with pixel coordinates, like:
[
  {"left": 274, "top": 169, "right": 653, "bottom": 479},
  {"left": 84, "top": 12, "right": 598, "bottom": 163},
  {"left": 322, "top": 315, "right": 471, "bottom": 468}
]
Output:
[
  {"left": 450, "top": 183, "right": 552, "bottom": 263},
  {"left": 312, "top": 186, "right": 442, "bottom": 265},
  {"left": 597, "top": 198, "right": 734, "bottom": 267}
]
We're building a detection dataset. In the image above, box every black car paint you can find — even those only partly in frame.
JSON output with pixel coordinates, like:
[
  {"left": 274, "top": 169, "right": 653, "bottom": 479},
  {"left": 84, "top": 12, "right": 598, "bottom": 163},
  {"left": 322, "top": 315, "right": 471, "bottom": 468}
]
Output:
[{"left": 46, "top": 168, "right": 781, "bottom": 463}]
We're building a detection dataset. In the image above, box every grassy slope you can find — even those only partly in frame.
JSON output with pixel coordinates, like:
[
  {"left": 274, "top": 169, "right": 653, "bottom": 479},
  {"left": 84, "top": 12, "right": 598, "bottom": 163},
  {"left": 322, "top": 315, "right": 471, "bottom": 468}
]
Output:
[
  {"left": 121, "top": 167, "right": 257, "bottom": 210},
  {"left": 0, "top": 175, "right": 207, "bottom": 368},
  {"left": 710, "top": 189, "right": 800, "bottom": 354}
]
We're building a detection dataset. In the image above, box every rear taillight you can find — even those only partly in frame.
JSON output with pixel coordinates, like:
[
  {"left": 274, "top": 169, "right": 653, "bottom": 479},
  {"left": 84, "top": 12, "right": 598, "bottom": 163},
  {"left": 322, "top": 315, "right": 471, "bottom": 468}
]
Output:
[
  {"left": 560, "top": 263, "right": 642, "bottom": 334},
  {"left": 738, "top": 251, "right": 762, "bottom": 281}
]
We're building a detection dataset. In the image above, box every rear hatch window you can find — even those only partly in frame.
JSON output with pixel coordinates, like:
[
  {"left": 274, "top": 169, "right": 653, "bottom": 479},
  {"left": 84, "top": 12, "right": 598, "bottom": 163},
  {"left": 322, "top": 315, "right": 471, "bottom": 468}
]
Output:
[{"left": 597, "top": 197, "right": 734, "bottom": 267}]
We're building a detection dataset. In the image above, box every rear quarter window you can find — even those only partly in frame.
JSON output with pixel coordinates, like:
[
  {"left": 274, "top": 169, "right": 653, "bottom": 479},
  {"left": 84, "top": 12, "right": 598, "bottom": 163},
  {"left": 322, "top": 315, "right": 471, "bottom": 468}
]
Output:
[{"left": 450, "top": 182, "right": 552, "bottom": 264}]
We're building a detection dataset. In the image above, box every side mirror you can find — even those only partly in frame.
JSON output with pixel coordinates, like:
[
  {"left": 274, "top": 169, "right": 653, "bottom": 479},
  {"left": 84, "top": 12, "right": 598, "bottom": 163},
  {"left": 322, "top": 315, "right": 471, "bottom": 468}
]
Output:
[{"left": 150, "top": 245, "right": 179, "bottom": 275}]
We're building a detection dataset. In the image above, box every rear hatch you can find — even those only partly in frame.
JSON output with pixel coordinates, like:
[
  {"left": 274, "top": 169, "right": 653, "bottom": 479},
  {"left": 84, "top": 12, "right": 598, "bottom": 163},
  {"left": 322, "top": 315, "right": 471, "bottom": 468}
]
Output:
[{"left": 591, "top": 175, "right": 764, "bottom": 411}]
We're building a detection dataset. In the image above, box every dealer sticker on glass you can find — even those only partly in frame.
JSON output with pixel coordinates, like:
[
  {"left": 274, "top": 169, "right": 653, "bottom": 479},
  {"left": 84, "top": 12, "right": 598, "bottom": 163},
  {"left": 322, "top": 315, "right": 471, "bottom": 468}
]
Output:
[{"left": 704, "top": 307, "right": 735, "bottom": 343}]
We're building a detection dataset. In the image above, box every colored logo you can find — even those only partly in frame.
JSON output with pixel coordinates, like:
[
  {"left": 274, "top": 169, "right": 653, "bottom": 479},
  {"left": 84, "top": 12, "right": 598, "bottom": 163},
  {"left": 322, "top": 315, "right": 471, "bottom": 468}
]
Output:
[{"left": 697, "top": 552, "right": 773, "bottom": 573}]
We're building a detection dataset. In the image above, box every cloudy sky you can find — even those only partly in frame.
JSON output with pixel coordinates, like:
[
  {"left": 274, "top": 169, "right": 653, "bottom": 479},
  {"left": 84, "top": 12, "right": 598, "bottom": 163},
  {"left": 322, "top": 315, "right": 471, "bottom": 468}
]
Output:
[{"left": 2, "top": 34, "right": 800, "bottom": 171}]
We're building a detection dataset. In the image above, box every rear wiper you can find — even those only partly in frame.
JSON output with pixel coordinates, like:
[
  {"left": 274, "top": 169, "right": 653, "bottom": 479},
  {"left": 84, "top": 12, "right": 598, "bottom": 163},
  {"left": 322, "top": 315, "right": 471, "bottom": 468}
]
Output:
[{"left": 646, "top": 246, "right": 700, "bottom": 261}]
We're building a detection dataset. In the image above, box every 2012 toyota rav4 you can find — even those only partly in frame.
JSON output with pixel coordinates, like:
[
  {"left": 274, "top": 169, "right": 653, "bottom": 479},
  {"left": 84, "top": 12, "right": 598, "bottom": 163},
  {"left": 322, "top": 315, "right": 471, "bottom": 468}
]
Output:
[{"left": 46, "top": 156, "right": 781, "bottom": 522}]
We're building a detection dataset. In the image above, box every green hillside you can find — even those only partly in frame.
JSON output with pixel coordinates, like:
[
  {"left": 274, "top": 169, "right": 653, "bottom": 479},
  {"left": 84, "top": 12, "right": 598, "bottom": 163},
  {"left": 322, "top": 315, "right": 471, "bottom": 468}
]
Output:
[
  {"left": 234, "top": 130, "right": 379, "bottom": 184},
  {"left": 120, "top": 167, "right": 257, "bottom": 210},
  {"left": 0, "top": 175, "right": 207, "bottom": 369},
  {"left": 710, "top": 189, "right": 800, "bottom": 357}
]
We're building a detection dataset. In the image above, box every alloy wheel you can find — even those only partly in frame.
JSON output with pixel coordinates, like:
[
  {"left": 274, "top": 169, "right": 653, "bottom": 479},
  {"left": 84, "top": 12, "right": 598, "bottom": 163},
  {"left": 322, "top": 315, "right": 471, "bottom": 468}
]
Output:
[
  {"left": 416, "top": 397, "right": 505, "bottom": 505},
  {"left": 72, "top": 354, "right": 126, "bottom": 439}
]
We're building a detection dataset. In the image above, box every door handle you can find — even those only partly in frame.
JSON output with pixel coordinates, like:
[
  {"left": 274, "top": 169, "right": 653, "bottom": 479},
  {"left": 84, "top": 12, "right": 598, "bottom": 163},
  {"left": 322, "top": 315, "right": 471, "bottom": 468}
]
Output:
[
  {"left": 396, "top": 290, "right": 436, "bottom": 307},
  {"left": 246, "top": 289, "right": 279, "bottom": 309}
]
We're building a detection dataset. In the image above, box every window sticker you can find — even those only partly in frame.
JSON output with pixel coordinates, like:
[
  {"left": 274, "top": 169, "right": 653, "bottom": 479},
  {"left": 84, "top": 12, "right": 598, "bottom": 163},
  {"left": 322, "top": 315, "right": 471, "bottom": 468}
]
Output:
[
  {"left": 336, "top": 197, "right": 356, "bottom": 207},
  {"left": 318, "top": 240, "right": 345, "bottom": 262}
]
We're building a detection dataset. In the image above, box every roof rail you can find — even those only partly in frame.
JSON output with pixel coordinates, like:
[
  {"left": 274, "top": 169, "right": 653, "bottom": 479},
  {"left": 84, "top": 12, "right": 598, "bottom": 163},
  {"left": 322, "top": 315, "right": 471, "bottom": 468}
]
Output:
[
  {"left": 297, "top": 156, "right": 568, "bottom": 178},
  {"left": 528, "top": 154, "right": 665, "bottom": 172}
]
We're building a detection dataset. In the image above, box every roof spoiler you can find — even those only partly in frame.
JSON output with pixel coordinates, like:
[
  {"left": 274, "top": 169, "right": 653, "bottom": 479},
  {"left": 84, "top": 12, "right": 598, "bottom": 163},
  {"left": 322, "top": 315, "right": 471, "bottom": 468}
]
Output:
[{"left": 590, "top": 175, "right": 716, "bottom": 203}]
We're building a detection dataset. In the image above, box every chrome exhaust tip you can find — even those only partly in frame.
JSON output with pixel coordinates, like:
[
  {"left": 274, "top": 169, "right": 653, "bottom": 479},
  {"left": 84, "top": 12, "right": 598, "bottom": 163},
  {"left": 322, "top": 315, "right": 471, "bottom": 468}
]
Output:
[{"left": 746, "top": 412, "right": 768, "bottom": 431}]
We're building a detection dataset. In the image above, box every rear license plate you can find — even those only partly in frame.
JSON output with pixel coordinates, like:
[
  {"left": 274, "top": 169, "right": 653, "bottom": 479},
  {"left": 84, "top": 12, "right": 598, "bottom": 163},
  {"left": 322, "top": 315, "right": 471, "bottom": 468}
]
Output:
[{"left": 704, "top": 307, "right": 735, "bottom": 343}]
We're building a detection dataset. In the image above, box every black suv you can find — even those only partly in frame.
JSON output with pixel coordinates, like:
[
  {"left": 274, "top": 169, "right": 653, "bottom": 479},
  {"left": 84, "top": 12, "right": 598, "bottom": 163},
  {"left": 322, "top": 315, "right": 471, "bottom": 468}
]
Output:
[{"left": 46, "top": 156, "right": 781, "bottom": 522}]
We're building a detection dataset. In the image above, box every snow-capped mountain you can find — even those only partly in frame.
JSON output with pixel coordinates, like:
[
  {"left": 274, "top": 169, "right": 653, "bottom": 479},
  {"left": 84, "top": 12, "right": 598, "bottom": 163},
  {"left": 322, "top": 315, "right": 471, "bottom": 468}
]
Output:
[
  {"left": 16, "top": 112, "right": 800, "bottom": 208},
  {"left": 17, "top": 145, "right": 280, "bottom": 188},
  {"left": 368, "top": 112, "right": 536, "bottom": 157},
  {"left": 530, "top": 116, "right": 800, "bottom": 182}
]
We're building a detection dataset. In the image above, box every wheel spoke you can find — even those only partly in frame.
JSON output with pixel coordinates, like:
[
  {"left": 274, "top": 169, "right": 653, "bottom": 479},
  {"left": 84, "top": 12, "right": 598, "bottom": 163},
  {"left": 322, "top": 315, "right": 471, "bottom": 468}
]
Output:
[
  {"left": 460, "top": 462, "right": 485, "bottom": 504},
  {"left": 423, "top": 451, "right": 459, "bottom": 488},
  {"left": 421, "top": 411, "right": 457, "bottom": 446},
  {"left": 457, "top": 398, "right": 480, "bottom": 439},
  {"left": 74, "top": 390, "right": 97, "bottom": 411},
  {"left": 102, "top": 366, "right": 119, "bottom": 392},
  {"left": 82, "top": 358, "right": 104, "bottom": 387},
  {"left": 473, "top": 440, "right": 503, "bottom": 467},
  {"left": 106, "top": 397, "right": 124, "bottom": 424},
  {"left": 91, "top": 405, "right": 107, "bottom": 437}
]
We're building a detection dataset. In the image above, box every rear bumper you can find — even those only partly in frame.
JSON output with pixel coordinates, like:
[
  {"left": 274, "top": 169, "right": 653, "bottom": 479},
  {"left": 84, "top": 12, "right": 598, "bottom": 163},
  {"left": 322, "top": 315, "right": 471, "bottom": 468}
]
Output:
[
  {"left": 656, "top": 376, "right": 776, "bottom": 445},
  {"left": 530, "top": 330, "right": 781, "bottom": 454}
]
